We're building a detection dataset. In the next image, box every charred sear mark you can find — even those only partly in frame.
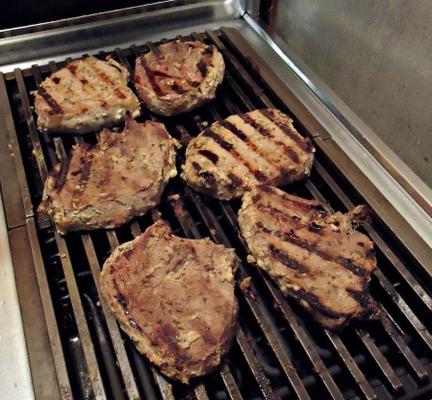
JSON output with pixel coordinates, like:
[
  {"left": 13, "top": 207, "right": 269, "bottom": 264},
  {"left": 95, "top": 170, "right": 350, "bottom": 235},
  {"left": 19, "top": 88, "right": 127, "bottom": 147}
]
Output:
[
  {"left": 227, "top": 173, "right": 243, "bottom": 187},
  {"left": 123, "top": 248, "right": 134, "bottom": 260},
  {"left": 38, "top": 87, "right": 63, "bottom": 114},
  {"left": 114, "top": 287, "right": 142, "bottom": 331},
  {"left": 197, "top": 60, "right": 208, "bottom": 77},
  {"left": 308, "top": 222, "right": 323, "bottom": 234},
  {"left": 260, "top": 109, "right": 313, "bottom": 152},
  {"left": 366, "top": 249, "right": 376, "bottom": 259},
  {"left": 203, "top": 45, "right": 214, "bottom": 55},
  {"left": 256, "top": 222, "right": 368, "bottom": 277},
  {"left": 220, "top": 121, "right": 248, "bottom": 141},
  {"left": 270, "top": 245, "right": 308, "bottom": 273},
  {"left": 199, "top": 171, "right": 216, "bottom": 186},
  {"left": 71, "top": 149, "right": 93, "bottom": 204},
  {"left": 53, "top": 156, "right": 72, "bottom": 191},
  {"left": 95, "top": 68, "right": 126, "bottom": 99},
  {"left": 109, "top": 62, "right": 123, "bottom": 73},
  {"left": 289, "top": 288, "right": 352, "bottom": 319},
  {"left": 198, "top": 149, "right": 219, "bottom": 163},
  {"left": 192, "top": 161, "right": 201, "bottom": 172},
  {"left": 171, "top": 83, "right": 188, "bottom": 94},
  {"left": 52, "top": 77, "right": 61, "bottom": 84},
  {"left": 239, "top": 114, "right": 299, "bottom": 163},
  {"left": 67, "top": 64, "right": 77, "bottom": 75},
  {"left": 203, "top": 129, "right": 233, "bottom": 151},
  {"left": 202, "top": 129, "right": 268, "bottom": 182}
]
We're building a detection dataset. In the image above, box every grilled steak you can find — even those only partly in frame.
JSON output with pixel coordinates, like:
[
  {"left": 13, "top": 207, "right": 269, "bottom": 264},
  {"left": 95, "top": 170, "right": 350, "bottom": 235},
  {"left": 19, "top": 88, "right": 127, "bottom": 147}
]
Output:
[
  {"left": 34, "top": 56, "right": 140, "bottom": 134},
  {"left": 38, "top": 118, "right": 179, "bottom": 234},
  {"left": 182, "top": 109, "right": 315, "bottom": 200},
  {"left": 100, "top": 219, "right": 239, "bottom": 383},
  {"left": 134, "top": 40, "right": 224, "bottom": 116},
  {"left": 238, "top": 185, "right": 378, "bottom": 329}
]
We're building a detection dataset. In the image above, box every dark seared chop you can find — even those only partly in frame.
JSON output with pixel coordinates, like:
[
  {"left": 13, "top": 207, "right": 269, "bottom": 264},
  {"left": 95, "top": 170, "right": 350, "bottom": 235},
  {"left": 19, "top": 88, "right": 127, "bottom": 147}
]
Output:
[
  {"left": 182, "top": 109, "right": 315, "bottom": 200},
  {"left": 38, "top": 118, "right": 179, "bottom": 234},
  {"left": 134, "top": 40, "right": 224, "bottom": 116},
  {"left": 34, "top": 56, "right": 140, "bottom": 134},
  {"left": 100, "top": 220, "right": 239, "bottom": 383},
  {"left": 238, "top": 185, "right": 378, "bottom": 329}
]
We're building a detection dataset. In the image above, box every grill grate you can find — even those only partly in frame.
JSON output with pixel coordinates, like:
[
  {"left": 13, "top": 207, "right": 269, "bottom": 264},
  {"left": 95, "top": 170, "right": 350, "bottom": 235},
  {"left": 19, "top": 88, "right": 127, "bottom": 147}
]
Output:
[{"left": 2, "top": 28, "right": 432, "bottom": 400}]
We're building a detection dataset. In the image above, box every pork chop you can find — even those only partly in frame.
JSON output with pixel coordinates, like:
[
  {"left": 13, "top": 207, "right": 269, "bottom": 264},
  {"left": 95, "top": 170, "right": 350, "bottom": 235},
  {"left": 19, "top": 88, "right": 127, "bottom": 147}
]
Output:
[
  {"left": 238, "top": 185, "right": 379, "bottom": 329},
  {"left": 38, "top": 118, "right": 179, "bottom": 233},
  {"left": 182, "top": 109, "right": 315, "bottom": 200},
  {"left": 34, "top": 56, "right": 141, "bottom": 134},
  {"left": 100, "top": 219, "right": 239, "bottom": 383},
  {"left": 134, "top": 40, "right": 224, "bottom": 116}
]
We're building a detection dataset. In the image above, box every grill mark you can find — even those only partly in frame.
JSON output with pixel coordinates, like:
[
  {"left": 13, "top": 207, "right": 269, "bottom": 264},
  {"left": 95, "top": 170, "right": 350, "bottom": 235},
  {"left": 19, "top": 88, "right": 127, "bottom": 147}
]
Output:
[
  {"left": 256, "top": 222, "right": 368, "bottom": 277},
  {"left": 171, "top": 82, "right": 188, "bottom": 94},
  {"left": 257, "top": 203, "right": 305, "bottom": 225},
  {"left": 288, "top": 288, "right": 353, "bottom": 319},
  {"left": 198, "top": 149, "right": 219, "bottom": 163},
  {"left": 141, "top": 59, "right": 165, "bottom": 96},
  {"left": 269, "top": 245, "right": 308, "bottom": 272},
  {"left": 199, "top": 171, "right": 216, "bottom": 186},
  {"left": 197, "top": 60, "right": 208, "bottom": 77},
  {"left": 192, "top": 161, "right": 201, "bottom": 172},
  {"left": 67, "top": 64, "right": 77, "bottom": 75},
  {"left": 239, "top": 114, "right": 299, "bottom": 163},
  {"left": 202, "top": 129, "right": 269, "bottom": 182},
  {"left": 260, "top": 109, "right": 313, "bottom": 152},
  {"left": 71, "top": 149, "right": 93, "bottom": 206},
  {"left": 94, "top": 67, "right": 127, "bottom": 99},
  {"left": 38, "top": 87, "right": 63, "bottom": 114},
  {"left": 220, "top": 120, "right": 301, "bottom": 177},
  {"left": 227, "top": 173, "right": 243, "bottom": 187},
  {"left": 308, "top": 222, "right": 323, "bottom": 234},
  {"left": 114, "top": 282, "right": 142, "bottom": 331},
  {"left": 53, "top": 156, "right": 72, "bottom": 191}
]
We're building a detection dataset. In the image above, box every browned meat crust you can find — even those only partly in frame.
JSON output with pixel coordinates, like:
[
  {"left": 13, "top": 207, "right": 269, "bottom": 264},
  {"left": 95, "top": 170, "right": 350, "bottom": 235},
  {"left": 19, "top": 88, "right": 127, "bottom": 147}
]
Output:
[
  {"left": 182, "top": 109, "right": 315, "bottom": 200},
  {"left": 38, "top": 118, "right": 179, "bottom": 233},
  {"left": 134, "top": 40, "right": 224, "bottom": 116},
  {"left": 100, "top": 220, "right": 239, "bottom": 383},
  {"left": 34, "top": 56, "right": 140, "bottom": 134},
  {"left": 238, "top": 185, "right": 379, "bottom": 329}
]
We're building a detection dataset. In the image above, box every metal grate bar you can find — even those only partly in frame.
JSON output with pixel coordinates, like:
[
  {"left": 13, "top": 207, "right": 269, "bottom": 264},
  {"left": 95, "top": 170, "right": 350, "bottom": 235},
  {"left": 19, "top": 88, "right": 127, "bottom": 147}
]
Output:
[
  {"left": 14, "top": 64, "right": 108, "bottom": 399},
  {"left": 81, "top": 234, "right": 143, "bottom": 399}
]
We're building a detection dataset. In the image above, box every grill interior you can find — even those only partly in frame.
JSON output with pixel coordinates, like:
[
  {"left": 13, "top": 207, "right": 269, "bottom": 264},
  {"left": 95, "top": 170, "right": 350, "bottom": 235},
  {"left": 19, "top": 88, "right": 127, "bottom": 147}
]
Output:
[{"left": 3, "top": 28, "right": 432, "bottom": 400}]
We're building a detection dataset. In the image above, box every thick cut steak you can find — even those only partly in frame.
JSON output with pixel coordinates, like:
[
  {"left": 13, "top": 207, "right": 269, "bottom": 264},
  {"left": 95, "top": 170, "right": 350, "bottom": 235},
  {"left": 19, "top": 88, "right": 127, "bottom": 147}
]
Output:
[
  {"left": 38, "top": 118, "right": 179, "bottom": 233},
  {"left": 100, "top": 220, "right": 239, "bottom": 382},
  {"left": 34, "top": 56, "right": 140, "bottom": 134},
  {"left": 238, "top": 185, "right": 379, "bottom": 329},
  {"left": 182, "top": 109, "right": 314, "bottom": 200},
  {"left": 134, "top": 40, "right": 224, "bottom": 116}
]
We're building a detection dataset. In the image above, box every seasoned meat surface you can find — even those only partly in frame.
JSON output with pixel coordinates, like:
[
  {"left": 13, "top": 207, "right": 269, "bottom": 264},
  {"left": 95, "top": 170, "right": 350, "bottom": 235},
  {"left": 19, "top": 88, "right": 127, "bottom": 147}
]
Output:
[
  {"left": 182, "top": 109, "right": 315, "bottom": 200},
  {"left": 238, "top": 185, "right": 378, "bottom": 329},
  {"left": 134, "top": 40, "right": 224, "bottom": 116},
  {"left": 34, "top": 56, "right": 140, "bottom": 134},
  {"left": 38, "top": 118, "right": 179, "bottom": 233},
  {"left": 100, "top": 220, "right": 239, "bottom": 383}
]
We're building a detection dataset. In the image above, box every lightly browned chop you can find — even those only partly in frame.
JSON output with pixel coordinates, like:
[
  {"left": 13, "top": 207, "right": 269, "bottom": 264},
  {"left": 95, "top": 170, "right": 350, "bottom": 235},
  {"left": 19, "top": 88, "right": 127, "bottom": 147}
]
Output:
[
  {"left": 38, "top": 118, "right": 179, "bottom": 234},
  {"left": 134, "top": 40, "right": 225, "bottom": 116},
  {"left": 238, "top": 185, "right": 379, "bottom": 329},
  {"left": 34, "top": 56, "right": 140, "bottom": 134},
  {"left": 182, "top": 108, "right": 315, "bottom": 200},
  {"left": 100, "top": 219, "right": 239, "bottom": 383}
]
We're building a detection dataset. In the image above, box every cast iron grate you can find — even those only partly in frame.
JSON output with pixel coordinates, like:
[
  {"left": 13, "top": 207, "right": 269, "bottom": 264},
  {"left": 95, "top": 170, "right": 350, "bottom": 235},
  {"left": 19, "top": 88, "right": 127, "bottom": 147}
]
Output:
[{"left": 3, "top": 28, "right": 432, "bottom": 400}]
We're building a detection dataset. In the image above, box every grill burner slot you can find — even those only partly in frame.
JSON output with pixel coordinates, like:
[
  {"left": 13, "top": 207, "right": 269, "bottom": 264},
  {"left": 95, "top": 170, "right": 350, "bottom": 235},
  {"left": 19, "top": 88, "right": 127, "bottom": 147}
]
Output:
[{"left": 2, "top": 29, "right": 432, "bottom": 400}]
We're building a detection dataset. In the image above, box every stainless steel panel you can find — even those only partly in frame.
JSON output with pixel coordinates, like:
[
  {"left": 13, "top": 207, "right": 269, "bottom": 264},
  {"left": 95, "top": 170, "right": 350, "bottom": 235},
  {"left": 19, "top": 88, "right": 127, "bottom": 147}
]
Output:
[{"left": 271, "top": 0, "right": 432, "bottom": 187}]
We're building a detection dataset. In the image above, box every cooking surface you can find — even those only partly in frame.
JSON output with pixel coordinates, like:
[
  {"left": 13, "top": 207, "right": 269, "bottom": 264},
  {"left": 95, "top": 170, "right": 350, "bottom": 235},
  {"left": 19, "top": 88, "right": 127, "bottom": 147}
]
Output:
[{"left": 3, "top": 28, "right": 432, "bottom": 399}]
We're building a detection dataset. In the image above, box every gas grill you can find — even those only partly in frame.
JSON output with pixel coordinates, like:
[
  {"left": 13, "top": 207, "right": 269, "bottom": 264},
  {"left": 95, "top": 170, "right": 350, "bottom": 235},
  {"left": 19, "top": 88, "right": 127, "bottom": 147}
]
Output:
[{"left": 0, "top": 2, "right": 431, "bottom": 400}]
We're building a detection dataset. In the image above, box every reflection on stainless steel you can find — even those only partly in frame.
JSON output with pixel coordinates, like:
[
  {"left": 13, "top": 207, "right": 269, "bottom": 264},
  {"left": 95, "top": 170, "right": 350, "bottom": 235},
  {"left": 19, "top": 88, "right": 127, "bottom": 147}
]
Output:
[
  {"left": 0, "top": 2, "right": 431, "bottom": 400},
  {"left": 270, "top": 0, "right": 432, "bottom": 188}
]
